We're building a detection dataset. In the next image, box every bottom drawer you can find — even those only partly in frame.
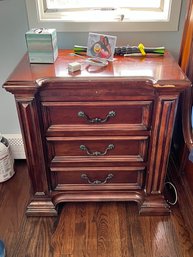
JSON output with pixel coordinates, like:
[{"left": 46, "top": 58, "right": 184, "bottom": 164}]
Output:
[{"left": 50, "top": 167, "right": 145, "bottom": 191}]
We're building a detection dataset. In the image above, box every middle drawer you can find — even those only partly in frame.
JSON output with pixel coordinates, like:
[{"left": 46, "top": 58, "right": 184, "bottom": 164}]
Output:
[{"left": 46, "top": 136, "right": 149, "bottom": 166}]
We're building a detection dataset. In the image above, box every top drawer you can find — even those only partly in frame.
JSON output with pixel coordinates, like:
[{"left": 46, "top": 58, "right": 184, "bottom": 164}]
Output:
[{"left": 41, "top": 101, "right": 153, "bottom": 136}]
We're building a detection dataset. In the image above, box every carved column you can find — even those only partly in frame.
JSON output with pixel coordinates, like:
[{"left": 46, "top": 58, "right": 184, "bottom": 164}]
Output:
[
  {"left": 139, "top": 93, "right": 179, "bottom": 215},
  {"left": 12, "top": 85, "right": 57, "bottom": 216}
]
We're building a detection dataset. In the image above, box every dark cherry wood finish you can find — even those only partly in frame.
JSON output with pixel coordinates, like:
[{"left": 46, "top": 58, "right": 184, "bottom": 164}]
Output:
[
  {"left": 3, "top": 50, "right": 191, "bottom": 216},
  {"left": 176, "top": 0, "right": 193, "bottom": 192}
]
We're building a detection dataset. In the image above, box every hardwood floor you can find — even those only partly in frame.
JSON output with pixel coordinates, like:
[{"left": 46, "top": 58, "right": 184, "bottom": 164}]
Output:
[{"left": 0, "top": 160, "right": 192, "bottom": 257}]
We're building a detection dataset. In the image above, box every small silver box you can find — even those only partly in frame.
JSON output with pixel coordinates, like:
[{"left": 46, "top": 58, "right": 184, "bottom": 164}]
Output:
[{"left": 25, "top": 28, "right": 58, "bottom": 63}]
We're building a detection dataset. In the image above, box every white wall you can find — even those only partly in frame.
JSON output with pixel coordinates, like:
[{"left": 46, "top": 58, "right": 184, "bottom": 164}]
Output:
[
  {"left": 0, "top": 0, "right": 28, "bottom": 134},
  {"left": 0, "top": 0, "right": 188, "bottom": 134}
]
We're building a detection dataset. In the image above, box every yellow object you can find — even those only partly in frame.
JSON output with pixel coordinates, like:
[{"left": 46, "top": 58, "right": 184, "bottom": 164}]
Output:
[{"left": 138, "top": 43, "right": 146, "bottom": 56}]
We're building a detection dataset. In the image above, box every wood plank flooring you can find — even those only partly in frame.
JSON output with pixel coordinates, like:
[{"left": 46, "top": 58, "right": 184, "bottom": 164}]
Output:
[{"left": 0, "top": 160, "right": 192, "bottom": 257}]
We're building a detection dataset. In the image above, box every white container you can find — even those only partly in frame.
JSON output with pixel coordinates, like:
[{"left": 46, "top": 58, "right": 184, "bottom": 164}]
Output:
[{"left": 0, "top": 135, "right": 15, "bottom": 183}]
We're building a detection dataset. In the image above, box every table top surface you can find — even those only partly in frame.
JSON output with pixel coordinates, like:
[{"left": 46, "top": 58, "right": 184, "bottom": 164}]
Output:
[{"left": 4, "top": 50, "right": 191, "bottom": 89}]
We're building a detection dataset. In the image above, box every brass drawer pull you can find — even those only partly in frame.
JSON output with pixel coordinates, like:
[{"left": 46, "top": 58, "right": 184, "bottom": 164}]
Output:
[
  {"left": 78, "top": 110, "right": 116, "bottom": 123},
  {"left": 80, "top": 144, "right": 115, "bottom": 156},
  {"left": 81, "top": 173, "right": 114, "bottom": 185}
]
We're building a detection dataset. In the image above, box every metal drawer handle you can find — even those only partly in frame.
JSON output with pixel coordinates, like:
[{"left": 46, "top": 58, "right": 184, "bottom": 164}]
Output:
[
  {"left": 78, "top": 110, "right": 116, "bottom": 123},
  {"left": 81, "top": 173, "right": 114, "bottom": 185},
  {"left": 80, "top": 144, "right": 115, "bottom": 156}
]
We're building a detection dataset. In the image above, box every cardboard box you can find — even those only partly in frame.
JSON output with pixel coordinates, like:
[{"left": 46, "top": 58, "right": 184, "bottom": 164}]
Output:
[{"left": 25, "top": 28, "right": 58, "bottom": 63}]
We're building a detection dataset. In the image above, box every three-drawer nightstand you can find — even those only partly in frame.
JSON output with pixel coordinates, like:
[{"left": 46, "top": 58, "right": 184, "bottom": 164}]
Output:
[{"left": 3, "top": 50, "right": 191, "bottom": 216}]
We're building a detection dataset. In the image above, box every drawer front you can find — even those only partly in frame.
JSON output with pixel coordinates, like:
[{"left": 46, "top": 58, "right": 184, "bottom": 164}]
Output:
[
  {"left": 39, "top": 80, "right": 155, "bottom": 102},
  {"left": 50, "top": 167, "right": 145, "bottom": 191},
  {"left": 47, "top": 136, "right": 149, "bottom": 165},
  {"left": 41, "top": 101, "right": 153, "bottom": 135}
]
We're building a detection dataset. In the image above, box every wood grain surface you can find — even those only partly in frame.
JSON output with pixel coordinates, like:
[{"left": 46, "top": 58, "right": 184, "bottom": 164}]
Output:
[
  {"left": 52, "top": 202, "right": 193, "bottom": 257},
  {"left": 0, "top": 161, "right": 192, "bottom": 257}
]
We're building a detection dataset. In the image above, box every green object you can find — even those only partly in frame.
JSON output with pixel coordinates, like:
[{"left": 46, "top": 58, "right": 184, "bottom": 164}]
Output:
[
  {"left": 74, "top": 44, "right": 165, "bottom": 56},
  {"left": 73, "top": 45, "right": 87, "bottom": 54}
]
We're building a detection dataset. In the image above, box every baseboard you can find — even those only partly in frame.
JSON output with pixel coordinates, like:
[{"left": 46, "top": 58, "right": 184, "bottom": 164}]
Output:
[{"left": 2, "top": 134, "right": 26, "bottom": 159}]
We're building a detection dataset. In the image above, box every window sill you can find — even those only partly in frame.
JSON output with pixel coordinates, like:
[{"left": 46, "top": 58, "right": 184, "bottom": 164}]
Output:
[{"left": 25, "top": 0, "right": 182, "bottom": 32}]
